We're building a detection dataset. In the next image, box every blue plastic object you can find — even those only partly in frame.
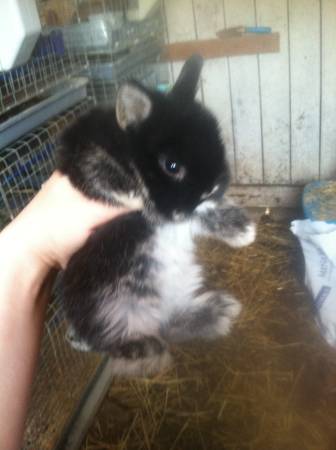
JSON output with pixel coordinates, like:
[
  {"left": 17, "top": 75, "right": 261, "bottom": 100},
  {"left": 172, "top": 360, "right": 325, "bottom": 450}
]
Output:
[
  {"left": 33, "top": 30, "right": 65, "bottom": 57},
  {"left": 245, "top": 26, "right": 272, "bottom": 34},
  {"left": 303, "top": 180, "right": 336, "bottom": 224}
]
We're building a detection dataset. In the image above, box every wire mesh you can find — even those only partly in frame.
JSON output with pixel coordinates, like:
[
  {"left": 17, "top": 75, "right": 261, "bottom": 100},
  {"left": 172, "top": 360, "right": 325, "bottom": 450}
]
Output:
[
  {"left": 61, "top": 6, "right": 163, "bottom": 56},
  {"left": 88, "top": 39, "right": 163, "bottom": 104},
  {"left": 0, "top": 99, "right": 92, "bottom": 223},
  {"left": 75, "top": 0, "right": 165, "bottom": 105},
  {"left": 0, "top": 33, "right": 88, "bottom": 117}
]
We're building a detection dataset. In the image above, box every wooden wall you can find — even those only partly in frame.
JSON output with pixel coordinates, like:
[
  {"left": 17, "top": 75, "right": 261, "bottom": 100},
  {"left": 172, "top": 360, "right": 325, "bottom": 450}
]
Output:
[{"left": 163, "top": 0, "right": 336, "bottom": 187}]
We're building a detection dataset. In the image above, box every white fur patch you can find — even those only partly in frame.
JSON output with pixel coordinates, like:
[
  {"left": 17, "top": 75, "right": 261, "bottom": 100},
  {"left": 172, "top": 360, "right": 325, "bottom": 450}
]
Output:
[
  {"left": 125, "top": 298, "right": 162, "bottom": 338},
  {"left": 109, "top": 350, "right": 172, "bottom": 377},
  {"left": 96, "top": 290, "right": 161, "bottom": 342},
  {"left": 112, "top": 191, "right": 144, "bottom": 209},
  {"left": 152, "top": 221, "right": 203, "bottom": 318},
  {"left": 223, "top": 223, "right": 257, "bottom": 248},
  {"left": 66, "top": 326, "right": 92, "bottom": 352}
]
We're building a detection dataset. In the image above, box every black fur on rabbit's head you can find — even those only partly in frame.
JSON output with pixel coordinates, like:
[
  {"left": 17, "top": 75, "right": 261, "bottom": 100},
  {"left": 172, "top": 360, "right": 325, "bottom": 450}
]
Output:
[{"left": 58, "top": 54, "right": 230, "bottom": 220}]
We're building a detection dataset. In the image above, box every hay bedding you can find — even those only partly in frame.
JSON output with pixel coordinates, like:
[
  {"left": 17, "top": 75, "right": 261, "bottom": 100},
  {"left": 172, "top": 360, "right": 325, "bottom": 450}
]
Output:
[{"left": 81, "top": 218, "right": 336, "bottom": 450}]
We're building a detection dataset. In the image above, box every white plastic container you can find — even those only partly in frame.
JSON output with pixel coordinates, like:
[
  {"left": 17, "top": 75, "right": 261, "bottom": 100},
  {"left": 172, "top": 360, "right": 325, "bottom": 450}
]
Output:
[{"left": 0, "top": 0, "right": 41, "bottom": 71}]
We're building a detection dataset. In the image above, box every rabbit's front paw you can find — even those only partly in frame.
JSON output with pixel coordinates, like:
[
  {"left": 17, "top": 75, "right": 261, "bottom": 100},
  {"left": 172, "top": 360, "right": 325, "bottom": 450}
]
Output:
[
  {"left": 195, "top": 200, "right": 257, "bottom": 247},
  {"left": 223, "top": 221, "right": 256, "bottom": 248}
]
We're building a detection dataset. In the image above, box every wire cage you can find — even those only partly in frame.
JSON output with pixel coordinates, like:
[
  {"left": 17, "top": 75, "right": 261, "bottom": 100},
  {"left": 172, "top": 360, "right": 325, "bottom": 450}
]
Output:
[
  {"left": 0, "top": 0, "right": 166, "bottom": 219},
  {"left": 0, "top": 31, "right": 88, "bottom": 117},
  {"left": 0, "top": 0, "right": 166, "bottom": 448},
  {"left": 88, "top": 38, "right": 163, "bottom": 104},
  {"left": 70, "top": 1, "right": 165, "bottom": 105},
  {"left": 0, "top": 100, "right": 91, "bottom": 221},
  {"left": 0, "top": 0, "right": 164, "bottom": 117},
  {"left": 61, "top": 5, "right": 163, "bottom": 56}
]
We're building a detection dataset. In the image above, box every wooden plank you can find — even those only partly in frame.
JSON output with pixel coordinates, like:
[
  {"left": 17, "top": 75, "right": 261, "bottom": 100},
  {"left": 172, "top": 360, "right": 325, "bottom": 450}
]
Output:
[
  {"left": 162, "top": 34, "right": 280, "bottom": 61},
  {"left": 192, "top": 0, "right": 236, "bottom": 180},
  {"left": 161, "top": 0, "right": 174, "bottom": 85},
  {"left": 163, "top": 0, "right": 203, "bottom": 101},
  {"left": 228, "top": 184, "right": 302, "bottom": 207},
  {"left": 320, "top": 0, "right": 336, "bottom": 180},
  {"left": 257, "top": 0, "right": 290, "bottom": 184},
  {"left": 193, "top": 0, "right": 225, "bottom": 39},
  {"left": 163, "top": 0, "right": 195, "bottom": 44},
  {"left": 224, "top": 0, "right": 263, "bottom": 184},
  {"left": 289, "top": 0, "right": 321, "bottom": 184},
  {"left": 162, "top": 0, "right": 194, "bottom": 84}
]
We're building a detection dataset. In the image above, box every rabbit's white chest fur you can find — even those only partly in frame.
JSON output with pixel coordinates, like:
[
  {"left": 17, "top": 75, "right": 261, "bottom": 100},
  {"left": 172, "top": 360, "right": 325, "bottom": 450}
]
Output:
[{"left": 152, "top": 221, "right": 202, "bottom": 318}]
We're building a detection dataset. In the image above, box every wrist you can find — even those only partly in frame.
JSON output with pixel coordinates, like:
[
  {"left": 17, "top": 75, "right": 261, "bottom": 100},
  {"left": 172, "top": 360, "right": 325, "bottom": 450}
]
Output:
[{"left": 0, "top": 222, "right": 51, "bottom": 309}]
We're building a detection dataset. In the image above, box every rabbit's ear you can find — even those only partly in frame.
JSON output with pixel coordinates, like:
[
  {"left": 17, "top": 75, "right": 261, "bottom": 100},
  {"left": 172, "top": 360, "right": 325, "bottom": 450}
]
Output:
[
  {"left": 170, "top": 54, "right": 203, "bottom": 103},
  {"left": 116, "top": 83, "right": 152, "bottom": 130}
]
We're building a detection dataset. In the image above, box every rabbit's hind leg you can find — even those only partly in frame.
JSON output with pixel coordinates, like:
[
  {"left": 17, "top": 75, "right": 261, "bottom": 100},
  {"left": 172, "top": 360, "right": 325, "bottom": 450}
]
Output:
[{"left": 167, "top": 291, "right": 241, "bottom": 342}]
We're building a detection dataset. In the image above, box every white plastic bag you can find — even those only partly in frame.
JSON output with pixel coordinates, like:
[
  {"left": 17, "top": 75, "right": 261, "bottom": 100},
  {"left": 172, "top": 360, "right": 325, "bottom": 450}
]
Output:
[{"left": 291, "top": 219, "right": 336, "bottom": 346}]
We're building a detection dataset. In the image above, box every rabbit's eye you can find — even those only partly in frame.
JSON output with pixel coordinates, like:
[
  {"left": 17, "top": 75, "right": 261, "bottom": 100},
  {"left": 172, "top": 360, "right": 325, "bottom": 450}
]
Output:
[{"left": 159, "top": 155, "right": 186, "bottom": 181}]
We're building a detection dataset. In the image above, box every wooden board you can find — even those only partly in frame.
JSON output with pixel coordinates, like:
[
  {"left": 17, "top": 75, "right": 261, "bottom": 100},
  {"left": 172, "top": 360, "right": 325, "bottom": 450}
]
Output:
[
  {"left": 320, "top": 0, "right": 336, "bottom": 180},
  {"left": 162, "top": 0, "right": 334, "bottom": 187},
  {"left": 289, "top": 0, "right": 321, "bottom": 184},
  {"left": 229, "top": 184, "right": 302, "bottom": 208},
  {"left": 192, "top": 0, "right": 236, "bottom": 181},
  {"left": 257, "top": 0, "right": 291, "bottom": 184},
  {"left": 162, "top": 33, "right": 280, "bottom": 61},
  {"left": 163, "top": 0, "right": 203, "bottom": 102},
  {"left": 193, "top": 0, "right": 224, "bottom": 39},
  {"left": 224, "top": 0, "right": 263, "bottom": 184}
]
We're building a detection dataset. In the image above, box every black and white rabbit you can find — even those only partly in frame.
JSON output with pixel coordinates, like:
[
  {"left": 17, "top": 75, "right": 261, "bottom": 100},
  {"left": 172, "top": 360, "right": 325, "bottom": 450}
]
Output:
[{"left": 57, "top": 55, "right": 256, "bottom": 376}]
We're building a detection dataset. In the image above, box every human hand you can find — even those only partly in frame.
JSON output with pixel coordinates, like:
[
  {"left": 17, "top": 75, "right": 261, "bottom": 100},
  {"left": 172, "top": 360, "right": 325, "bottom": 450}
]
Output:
[
  {"left": 0, "top": 171, "right": 128, "bottom": 271},
  {"left": 0, "top": 171, "right": 128, "bottom": 450}
]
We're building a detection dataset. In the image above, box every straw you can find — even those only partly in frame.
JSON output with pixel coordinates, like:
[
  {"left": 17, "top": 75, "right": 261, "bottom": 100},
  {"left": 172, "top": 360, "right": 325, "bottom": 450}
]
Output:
[{"left": 82, "top": 218, "right": 336, "bottom": 450}]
